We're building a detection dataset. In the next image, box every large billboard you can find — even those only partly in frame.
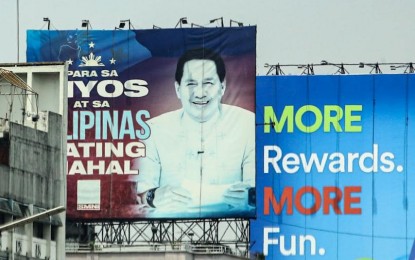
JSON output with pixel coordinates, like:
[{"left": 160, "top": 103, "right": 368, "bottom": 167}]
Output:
[
  {"left": 251, "top": 75, "right": 415, "bottom": 259},
  {"left": 27, "top": 27, "right": 256, "bottom": 220}
]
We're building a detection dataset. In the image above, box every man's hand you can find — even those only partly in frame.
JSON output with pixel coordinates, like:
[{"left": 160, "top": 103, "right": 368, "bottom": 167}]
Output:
[
  {"left": 223, "top": 182, "right": 250, "bottom": 209},
  {"left": 153, "top": 185, "right": 193, "bottom": 210}
]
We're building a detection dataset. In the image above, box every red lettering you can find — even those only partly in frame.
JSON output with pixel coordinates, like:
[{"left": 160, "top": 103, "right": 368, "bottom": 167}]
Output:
[
  {"left": 264, "top": 186, "right": 293, "bottom": 215},
  {"left": 344, "top": 186, "right": 362, "bottom": 214},
  {"left": 263, "top": 185, "right": 361, "bottom": 215},
  {"left": 323, "top": 186, "right": 342, "bottom": 214},
  {"left": 295, "top": 186, "right": 321, "bottom": 214}
]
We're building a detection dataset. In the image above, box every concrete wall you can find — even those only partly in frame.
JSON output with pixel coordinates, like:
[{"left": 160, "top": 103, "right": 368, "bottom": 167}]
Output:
[
  {"left": 3, "top": 112, "right": 63, "bottom": 208},
  {"left": 0, "top": 63, "right": 68, "bottom": 260},
  {"left": 0, "top": 112, "right": 65, "bottom": 259}
]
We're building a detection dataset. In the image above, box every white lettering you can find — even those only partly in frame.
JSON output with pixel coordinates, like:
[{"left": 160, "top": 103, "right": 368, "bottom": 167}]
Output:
[{"left": 263, "top": 144, "right": 397, "bottom": 174}]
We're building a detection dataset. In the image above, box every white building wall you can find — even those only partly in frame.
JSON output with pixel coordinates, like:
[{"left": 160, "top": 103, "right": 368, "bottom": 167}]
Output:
[
  {"left": 0, "top": 232, "right": 56, "bottom": 259},
  {"left": 0, "top": 62, "right": 68, "bottom": 260}
]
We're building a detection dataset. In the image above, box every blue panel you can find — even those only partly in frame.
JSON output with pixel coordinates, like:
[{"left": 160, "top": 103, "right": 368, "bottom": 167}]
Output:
[{"left": 252, "top": 74, "right": 415, "bottom": 259}]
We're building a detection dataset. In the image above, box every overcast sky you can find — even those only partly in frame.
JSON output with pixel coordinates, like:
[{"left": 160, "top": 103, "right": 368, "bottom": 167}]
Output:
[{"left": 0, "top": 0, "right": 414, "bottom": 75}]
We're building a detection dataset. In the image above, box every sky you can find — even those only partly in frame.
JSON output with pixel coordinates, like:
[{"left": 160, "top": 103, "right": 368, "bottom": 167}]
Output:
[{"left": 0, "top": 0, "right": 414, "bottom": 75}]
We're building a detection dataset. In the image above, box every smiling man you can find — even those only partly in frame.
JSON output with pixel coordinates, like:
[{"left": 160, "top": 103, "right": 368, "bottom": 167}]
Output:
[{"left": 133, "top": 48, "right": 255, "bottom": 217}]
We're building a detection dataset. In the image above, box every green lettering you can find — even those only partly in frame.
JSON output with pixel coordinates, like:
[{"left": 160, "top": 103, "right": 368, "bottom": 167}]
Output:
[
  {"left": 345, "top": 105, "right": 362, "bottom": 132},
  {"left": 264, "top": 106, "right": 294, "bottom": 133},
  {"left": 324, "top": 105, "right": 343, "bottom": 132},
  {"left": 295, "top": 105, "right": 322, "bottom": 133}
]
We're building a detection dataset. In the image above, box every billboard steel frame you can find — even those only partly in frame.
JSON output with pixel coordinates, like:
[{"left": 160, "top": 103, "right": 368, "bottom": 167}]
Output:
[{"left": 68, "top": 218, "right": 250, "bottom": 256}]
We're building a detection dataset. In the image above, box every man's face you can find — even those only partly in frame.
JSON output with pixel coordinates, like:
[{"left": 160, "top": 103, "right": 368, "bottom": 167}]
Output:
[{"left": 175, "top": 59, "right": 226, "bottom": 123}]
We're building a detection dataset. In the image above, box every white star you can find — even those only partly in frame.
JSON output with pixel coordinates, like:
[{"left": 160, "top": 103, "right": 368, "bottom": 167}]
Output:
[
  {"left": 89, "top": 41, "right": 95, "bottom": 48},
  {"left": 67, "top": 58, "right": 73, "bottom": 65},
  {"left": 110, "top": 58, "right": 116, "bottom": 64}
]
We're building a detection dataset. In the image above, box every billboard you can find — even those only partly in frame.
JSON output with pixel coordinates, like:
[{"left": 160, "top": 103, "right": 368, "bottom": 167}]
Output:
[
  {"left": 251, "top": 75, "right": 415, "bottom": 259},
  {"left": 27, "top": 27, "right": 256, "bottom": 220}
]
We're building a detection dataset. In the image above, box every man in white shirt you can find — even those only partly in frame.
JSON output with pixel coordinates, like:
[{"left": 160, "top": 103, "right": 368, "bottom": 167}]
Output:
[{"left": 133, "top": 48, "right": 254, "bottom": 216}]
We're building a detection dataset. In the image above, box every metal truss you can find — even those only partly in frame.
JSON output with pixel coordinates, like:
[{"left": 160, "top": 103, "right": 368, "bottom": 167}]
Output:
[
  {"left": 264, "top": 62, "right": 415, "bottom": 75},
  {"left": 68, "top": 218, "right": 250, "bottom": 257},
  {"left": 265, "top": 63, "right": 316, "bottom": 75}
]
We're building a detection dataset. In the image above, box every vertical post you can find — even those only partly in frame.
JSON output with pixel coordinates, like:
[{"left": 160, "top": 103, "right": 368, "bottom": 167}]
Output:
[
  {"left": 151, "top": 225, "right": 157, "bottom": 249},
  {"left": 16, "top": 0, "right": 20, "bottom": 63},
  {"left": 44, "top": 224, "right": 51, "bottom": 259},
  {"left": 10, "top": 228, "right": 14, "bottom": 260},
  {"left": 5, "top": 215, "right": 13, "bottom": 260},
  {"left": 24, "top": 205, "right": 33, "bottom": 258},
  {"left": 188, "top": 232, "right": 194, "bottom": 244}
]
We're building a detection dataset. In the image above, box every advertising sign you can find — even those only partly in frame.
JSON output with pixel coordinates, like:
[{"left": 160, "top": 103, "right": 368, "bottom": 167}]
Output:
[
  {"left": 27, "top": 27, "right": 256, "bottom": 220},
  {"left": 251, "top": 75, "right": 415, "bottom": 259}
]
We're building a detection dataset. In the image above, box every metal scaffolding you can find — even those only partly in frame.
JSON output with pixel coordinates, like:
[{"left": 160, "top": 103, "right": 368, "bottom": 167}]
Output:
[{"left": 67, "top": 218, "right": 251, "bottom": 257}]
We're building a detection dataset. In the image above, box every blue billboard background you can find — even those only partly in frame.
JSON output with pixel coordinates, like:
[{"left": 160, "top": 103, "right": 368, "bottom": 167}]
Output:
[
  {"left": 252, "top": 75, "right": 415, "bottom": 259},
  {"left": 27, "top": 27, "right": 256, "bottom": 220}
]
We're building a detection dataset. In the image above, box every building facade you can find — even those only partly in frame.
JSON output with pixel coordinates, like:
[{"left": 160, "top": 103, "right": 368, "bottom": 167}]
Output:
[{"left": 0, "top": 63, "right": 67, "bottom": 260}]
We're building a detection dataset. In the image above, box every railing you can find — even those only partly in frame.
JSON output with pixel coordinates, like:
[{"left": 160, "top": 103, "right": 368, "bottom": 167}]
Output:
[
  {"left": 66, "top": 242, "right": 236, "bottom": 256},
  {"left": 186, "top": 243, "right": 232, "bottom": 254}
]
